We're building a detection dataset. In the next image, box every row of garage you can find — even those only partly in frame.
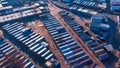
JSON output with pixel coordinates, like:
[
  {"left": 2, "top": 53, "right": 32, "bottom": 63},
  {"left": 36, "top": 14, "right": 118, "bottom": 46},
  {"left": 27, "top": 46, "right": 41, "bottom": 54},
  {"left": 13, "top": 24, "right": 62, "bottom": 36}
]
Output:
[{"left": 40, "top": 13, "right": 93, "bottom": 68}]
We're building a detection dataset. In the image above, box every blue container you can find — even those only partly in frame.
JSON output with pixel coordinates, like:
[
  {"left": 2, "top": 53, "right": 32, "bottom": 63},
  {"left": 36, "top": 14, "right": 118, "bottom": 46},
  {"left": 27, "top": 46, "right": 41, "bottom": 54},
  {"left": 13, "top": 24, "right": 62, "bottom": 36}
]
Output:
[
  {"left": 22, "top": 28, "right": 32, "bottom": 36},
  {"left": 98, "top": 53, "right": 109, "bottom": 60}
]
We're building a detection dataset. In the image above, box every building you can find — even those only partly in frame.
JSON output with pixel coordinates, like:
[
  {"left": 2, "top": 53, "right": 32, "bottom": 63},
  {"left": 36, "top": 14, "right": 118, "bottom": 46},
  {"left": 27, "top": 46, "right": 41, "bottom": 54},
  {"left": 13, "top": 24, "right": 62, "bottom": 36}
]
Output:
[
  {"left": 97, "top": 0, "right": 106, "bottom": 4},
  {"left": 90, "top": 15, "right": 110, "bottom": 39},
  {"left": 110, "top": 0, "right": 120, "bottom": 13},
  {"left": 0, "top": 6, "right": 13, "bottom": 15}
]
